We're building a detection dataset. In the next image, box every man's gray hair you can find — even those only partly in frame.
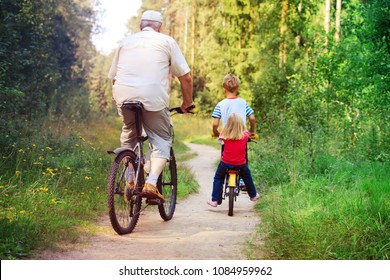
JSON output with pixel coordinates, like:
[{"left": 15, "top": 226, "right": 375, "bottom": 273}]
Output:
[{"left": 140, "top": 20, "right": 162, "bottom": 31}]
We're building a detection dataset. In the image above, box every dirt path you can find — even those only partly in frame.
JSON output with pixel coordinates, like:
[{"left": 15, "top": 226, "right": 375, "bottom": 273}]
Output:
[{"left": 40, "top": 143, "right": 261, "bottom": 260}]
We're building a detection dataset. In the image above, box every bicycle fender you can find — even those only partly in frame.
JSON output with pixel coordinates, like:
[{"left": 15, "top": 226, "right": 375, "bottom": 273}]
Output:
[{"left": 107, "top": 147, "right": 132, "bottom": 155}]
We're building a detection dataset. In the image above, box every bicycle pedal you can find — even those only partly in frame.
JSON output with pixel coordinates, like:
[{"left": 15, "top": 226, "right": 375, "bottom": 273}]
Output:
[{"left": 147, "top": 198, "right": 162, "bottom": 205}]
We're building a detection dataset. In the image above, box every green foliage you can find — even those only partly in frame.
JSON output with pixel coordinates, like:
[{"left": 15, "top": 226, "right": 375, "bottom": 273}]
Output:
[
  {"left": 1, "top": 0, "right": 389, "bottom": 260},
  {"left": 0, "top": 0, "right": 96, "bottom": 145}
]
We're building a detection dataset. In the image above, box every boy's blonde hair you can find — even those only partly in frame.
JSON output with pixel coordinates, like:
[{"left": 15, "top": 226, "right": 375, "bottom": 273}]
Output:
[
  {"left": 220, "top": 113, "right": 246, "bottom": 140},
  {"left": 222, "top": 73, "right": 240, "bottom": 93}
]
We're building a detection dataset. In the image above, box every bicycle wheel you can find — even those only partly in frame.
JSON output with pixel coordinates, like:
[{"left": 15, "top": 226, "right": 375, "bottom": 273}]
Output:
[
  {"left": 108, "top": 150, "right": 143, "bottom": 235},
  {"left": 228, "top": 187, "right": 234, "bottom": 216},
  {"left": 157, "top": 147, "right": 177, "bottom": 221}
]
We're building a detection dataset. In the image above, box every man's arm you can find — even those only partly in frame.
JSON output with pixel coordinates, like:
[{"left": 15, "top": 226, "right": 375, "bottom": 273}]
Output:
[
  {"left": 108, "top": 46, "right": 120, "bottom": 82},
  {"left": 178, "top": 72, "right": 194, "bottom": 112},
  {"left": 248, "top": 114, "right": 256, "bottom": 136}
]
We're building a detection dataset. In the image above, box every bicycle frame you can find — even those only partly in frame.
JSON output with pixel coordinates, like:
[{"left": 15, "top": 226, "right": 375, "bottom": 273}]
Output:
[
  {"left": 225, "top": 169, "right": 241, "bottom": 216},
  {"left": 107, "top": 102, "right": 193, "bottom": 234},
  {"left": 110, "top": 101, "right": 148, "bottom": 191}
]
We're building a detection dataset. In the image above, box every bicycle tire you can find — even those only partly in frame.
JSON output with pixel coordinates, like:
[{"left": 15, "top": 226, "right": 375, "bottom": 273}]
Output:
[
  {"left": 157, "top": 147, "right": 177, "bottom": 221},
  {"left": 228, "top": 187, "right": 234, "bottom": 216},
  {"left": 108, "top": 150, "right": 142, "bottom": 235}
]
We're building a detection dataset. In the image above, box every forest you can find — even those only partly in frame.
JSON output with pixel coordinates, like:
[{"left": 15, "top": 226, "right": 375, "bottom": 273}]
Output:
[{"left": 0, "top": 0, "right": 389, "bottom": 259}]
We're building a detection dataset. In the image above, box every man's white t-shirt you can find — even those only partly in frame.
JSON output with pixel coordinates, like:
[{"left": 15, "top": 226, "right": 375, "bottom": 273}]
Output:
[{"left": 108, "top": 27, "right": 190, "bottom": 111}]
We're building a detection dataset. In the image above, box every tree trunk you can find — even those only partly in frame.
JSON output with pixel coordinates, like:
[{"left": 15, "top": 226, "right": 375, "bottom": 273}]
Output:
[
  {"left": 279, "top": 0, "right": 289, "bottom": 70},
  {"left": 184, "top": 8, "right": 188, "bottom": 55},
  {"left": 335, "top": 0, "right": 342, "bottom": 42},
  {"left": 324, "top": 0, "right": 331, "bottom": 47},
  {"left": 191, "top": 2, "right": 196, "bottom": 69}
]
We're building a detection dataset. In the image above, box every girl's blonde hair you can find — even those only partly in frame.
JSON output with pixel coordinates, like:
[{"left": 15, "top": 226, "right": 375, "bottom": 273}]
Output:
[
  {"left": 222, "top": 73, "right": 240, "bottom": 93},
  {"left": 220, "top": 113, "right": 246, "bottom": 140}
]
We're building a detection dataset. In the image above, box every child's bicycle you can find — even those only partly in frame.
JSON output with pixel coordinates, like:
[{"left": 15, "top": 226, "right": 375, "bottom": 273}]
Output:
[
  {"left": 213, "top": 133, "right": 258, "bottom": 216},
  {"left": 107, "top": 101, "right": 195, "bottom": 235}
]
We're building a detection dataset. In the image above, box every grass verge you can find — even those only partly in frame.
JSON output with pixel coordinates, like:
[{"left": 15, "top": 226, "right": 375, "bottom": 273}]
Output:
[
  {"left": 251, "top": 145, "right": 389, "bottom": 259},
  {"left": 0, "top": 115, "right": 202, "bottom": 259}
]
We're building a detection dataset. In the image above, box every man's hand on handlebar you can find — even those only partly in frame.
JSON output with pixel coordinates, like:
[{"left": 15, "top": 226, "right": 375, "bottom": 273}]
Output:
[
  {"left": 170, "top": 103, "right": 196, "bottom": 114},
  {"left": 180, "top": 103, "right": 196, "bottom": 114}
]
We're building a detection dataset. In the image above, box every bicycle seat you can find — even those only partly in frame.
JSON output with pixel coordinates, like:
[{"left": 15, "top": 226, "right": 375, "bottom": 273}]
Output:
[{"left": 122, "top": 101, "right": 144, "bottom": 111}]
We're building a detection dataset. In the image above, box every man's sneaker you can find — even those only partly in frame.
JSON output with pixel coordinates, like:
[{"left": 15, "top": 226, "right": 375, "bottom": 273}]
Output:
[
  {"left": 141, "top": 183, "right": 165, "bottom": 203},
  {"left": 207, "top": 200, "right": 218, "bottom": 207},
  {"left": 250, "top": 193, "right": 260, "bottom": 202}
]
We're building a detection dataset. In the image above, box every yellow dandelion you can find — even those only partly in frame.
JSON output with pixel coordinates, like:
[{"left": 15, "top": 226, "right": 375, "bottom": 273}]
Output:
[
  {"left": 51, "top": 198, "right": 57, "bottom": 204},
  {"left": 46, "top": 147, "right": 52, "bottom": 151},
  {"left": 32, "top": 143, "right": 36, "bottom": 147},
  {"left": 84, "top": 176, "right": 91, "bottom": 180},
  {"left": 75, "top": 144, "right": 79, "bottom": 147},
  {"left": 39, "top": 156, "right": 44, "bottom": 160},
  {"left": 4, "top": 194, "right": 8, "bottom": 197},
  {"left": 33, "top": 162, "right": 42, "bottom": 165},
  {"left": 5, "top": 207, "right": 11, "bottom": 211},
  {"left": 46, "top": 167, "right": 55, "bottom": 177},
  {"left": 18, "top": 149, "right": 23, "bottom": 153},
  {"left": 0, "top": 186, "right": 4, "bottom": 189},
  {"left": 39, "top": 187, "right": 48, "bottom": 192},
  {"left": 15, "top": 170, "right": 21, "bottom": 175},
  {"left": 81, "top": 192, "right": 85, "bottom": 195},
  {"left": 19, "top": 210, "right": 26, "bottom": 214}
]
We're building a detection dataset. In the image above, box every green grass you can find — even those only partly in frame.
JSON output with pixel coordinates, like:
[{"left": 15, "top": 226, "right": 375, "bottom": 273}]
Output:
[
  {"left": 252, "top": 150, "right": 390, "bottom": 259},
  {"left": 0, "top": 115, "right": 206, "bottom": 259},
  {"left": 171, "top": 114, "right": 220, "bottom": 149},
  {"left": 3, "top": 114, "right": 387, "bottom": 260},
  {"left": 0, "top": 120, "right": 110, "bottom": 259}
]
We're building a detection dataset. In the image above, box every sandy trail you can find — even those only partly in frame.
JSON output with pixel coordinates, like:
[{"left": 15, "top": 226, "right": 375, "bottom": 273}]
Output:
[{"left": 40, "top": 143, "right": 261, "bottom": 260}]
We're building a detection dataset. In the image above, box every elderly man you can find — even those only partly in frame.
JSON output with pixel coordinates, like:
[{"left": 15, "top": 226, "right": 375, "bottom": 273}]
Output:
[{"left": 108, "top": 10, "right": 194, "bottom": 203}]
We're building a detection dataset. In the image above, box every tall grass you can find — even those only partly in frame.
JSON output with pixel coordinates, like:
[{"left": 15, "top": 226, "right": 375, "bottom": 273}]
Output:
[
  {"left": 252, "top": 144, "right": 390, "bottom": 259},
  {"left": 0, "top": 119, "right": 111, "bottom": 259}
]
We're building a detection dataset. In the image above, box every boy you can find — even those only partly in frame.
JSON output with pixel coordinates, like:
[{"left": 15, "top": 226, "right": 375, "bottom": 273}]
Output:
[{"left": 212, "top": 74, "right": 256, "bottom": 137}]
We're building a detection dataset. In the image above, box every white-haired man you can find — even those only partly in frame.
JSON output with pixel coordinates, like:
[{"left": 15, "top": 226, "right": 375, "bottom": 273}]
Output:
[{"left": 108, "top": 10, "right": 194, "bottom": 202}]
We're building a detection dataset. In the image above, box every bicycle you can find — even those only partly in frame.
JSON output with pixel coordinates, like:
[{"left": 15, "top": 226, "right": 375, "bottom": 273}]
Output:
[
  {"left": 107, "top": 101, "right": 195, "bottom": 235},
  {"left": 214, "top": 134, "right": 258, "bottom": 216}
]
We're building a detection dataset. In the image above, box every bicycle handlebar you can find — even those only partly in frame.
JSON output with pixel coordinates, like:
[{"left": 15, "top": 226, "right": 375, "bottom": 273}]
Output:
[
  {"left": 211, "top": 132, "right": 258, "bottom": 142},
  {"left": 169, "top": 104, "right": 196, "bottom": 115}
]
